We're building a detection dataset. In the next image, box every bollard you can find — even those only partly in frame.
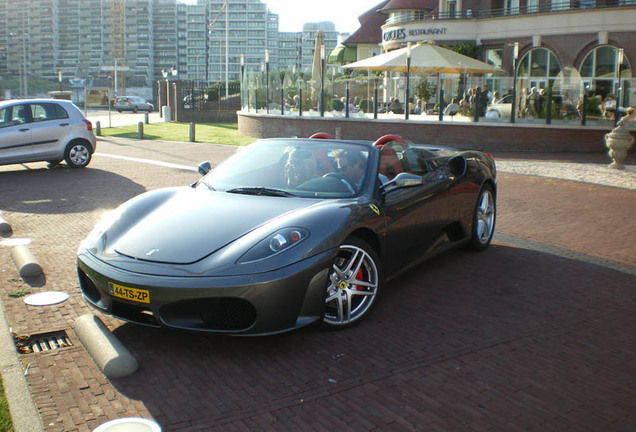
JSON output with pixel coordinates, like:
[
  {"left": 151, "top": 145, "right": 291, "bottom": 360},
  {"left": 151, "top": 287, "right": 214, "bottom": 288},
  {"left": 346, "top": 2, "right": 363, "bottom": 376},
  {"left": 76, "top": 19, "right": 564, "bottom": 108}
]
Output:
[
  {"left": 74, "top": 314, "right": 138, "bottom": 378},
  {"left": 145, "top": 112, "right": 149, "bottom": 124},
  {"left": 162, "top": 105, "right": 171, "bottom": 122},
  {"left": 11, "top": 245, "right": 42, "bottom": 278},
  {"left": 189, "top": 122, "right": 195, "bottom": 142},
  {"left": 0, "top": 215, "right": 12, "bottom": 235},
  {"left": 138, "top": 122, "right": 143, "bottom": 139},
  {"left": 95, "top": 121, "right": 101, "bottom": 136}
]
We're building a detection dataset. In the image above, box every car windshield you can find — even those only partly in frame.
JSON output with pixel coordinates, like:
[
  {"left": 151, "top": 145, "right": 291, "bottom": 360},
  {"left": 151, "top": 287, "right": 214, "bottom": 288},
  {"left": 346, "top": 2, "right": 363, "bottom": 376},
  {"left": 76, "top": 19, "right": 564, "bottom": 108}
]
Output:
[{"left": 199, "top": 139, "right": 372, "bottom": 198}]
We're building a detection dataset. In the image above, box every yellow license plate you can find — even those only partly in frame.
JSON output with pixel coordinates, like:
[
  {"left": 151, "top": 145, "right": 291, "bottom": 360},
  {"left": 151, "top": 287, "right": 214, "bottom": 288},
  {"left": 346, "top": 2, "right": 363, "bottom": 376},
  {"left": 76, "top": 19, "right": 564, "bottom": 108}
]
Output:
[{"left": 108, "top": 282, "right": 150, "bottom": 304}]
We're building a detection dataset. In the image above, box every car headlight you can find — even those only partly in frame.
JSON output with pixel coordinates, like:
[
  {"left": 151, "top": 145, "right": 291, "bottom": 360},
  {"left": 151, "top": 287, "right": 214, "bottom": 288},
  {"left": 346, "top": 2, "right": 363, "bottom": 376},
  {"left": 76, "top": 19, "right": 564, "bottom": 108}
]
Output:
[
  {"left": 80, "top": 208, "right": 124, "bottom": 249},
  {"left": 238, "top": 228, "right": 309, "bottom": 263}
]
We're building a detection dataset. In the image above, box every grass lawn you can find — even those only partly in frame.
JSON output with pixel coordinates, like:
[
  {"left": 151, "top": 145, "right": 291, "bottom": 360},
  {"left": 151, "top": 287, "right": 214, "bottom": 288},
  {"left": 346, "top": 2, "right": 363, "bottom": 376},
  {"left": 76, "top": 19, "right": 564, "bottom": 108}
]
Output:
[
  {"left": 99, "top": 122, "right": 255, "bottom": 146},
  {"left": 0, "top": 378, "right": 14, "bottom": 432}
]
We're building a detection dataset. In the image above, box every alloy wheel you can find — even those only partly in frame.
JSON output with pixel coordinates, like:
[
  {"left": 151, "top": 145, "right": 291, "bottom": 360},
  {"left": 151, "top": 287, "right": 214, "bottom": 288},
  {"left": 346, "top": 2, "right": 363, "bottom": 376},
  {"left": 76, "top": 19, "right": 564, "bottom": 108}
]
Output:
[
  {"left": 324, "top": 242, "right": 379, "bottom": 327},
  {"left": 475, "top": 188, "right": 495, "bottom": 245}
]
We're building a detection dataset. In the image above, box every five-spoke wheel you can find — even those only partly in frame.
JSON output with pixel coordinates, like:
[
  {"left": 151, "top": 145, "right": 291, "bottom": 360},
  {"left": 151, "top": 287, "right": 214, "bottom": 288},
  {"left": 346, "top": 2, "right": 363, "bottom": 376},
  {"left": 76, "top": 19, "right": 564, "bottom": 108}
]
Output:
[
  {"left": 323, "top": 238, "right": 381, "bottom": 329},
  {"left": 470, "top": 184, "right": 496, "bottom": 250}
]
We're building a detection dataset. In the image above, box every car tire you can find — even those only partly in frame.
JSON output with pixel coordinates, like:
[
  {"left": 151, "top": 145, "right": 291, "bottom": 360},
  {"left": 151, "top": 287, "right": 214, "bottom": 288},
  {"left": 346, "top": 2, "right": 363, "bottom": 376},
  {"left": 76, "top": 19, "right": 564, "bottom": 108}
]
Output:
[
  {"left": 322, "top": 237, "right": 382, "bottom": 329},
  {"left": 64, "top": 141, "right": 92, "bottom": 169},
  {"left": 469, "top": 184, "right": 496, "bottom": 250},
  {"left": 133, "top": 106, "right": 138, "bottom": 113}
]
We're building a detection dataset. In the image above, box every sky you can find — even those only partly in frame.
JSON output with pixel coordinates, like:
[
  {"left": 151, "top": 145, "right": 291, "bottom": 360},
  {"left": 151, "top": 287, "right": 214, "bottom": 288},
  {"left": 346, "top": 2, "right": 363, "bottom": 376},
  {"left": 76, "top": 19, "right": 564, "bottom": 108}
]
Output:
[
  {"left": 179, "top": 0, "right": 382, "bottom": 34},
  {"left": 262, "top": 0, "right": 381, "bottom": 34}
]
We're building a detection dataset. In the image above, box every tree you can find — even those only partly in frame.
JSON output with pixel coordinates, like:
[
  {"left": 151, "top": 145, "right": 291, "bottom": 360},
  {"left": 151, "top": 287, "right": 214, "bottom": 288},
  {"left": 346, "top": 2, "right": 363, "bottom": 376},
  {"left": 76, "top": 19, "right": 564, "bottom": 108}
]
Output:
[{"left": 413, "top": 74, "right": 437, "bottom": 107}]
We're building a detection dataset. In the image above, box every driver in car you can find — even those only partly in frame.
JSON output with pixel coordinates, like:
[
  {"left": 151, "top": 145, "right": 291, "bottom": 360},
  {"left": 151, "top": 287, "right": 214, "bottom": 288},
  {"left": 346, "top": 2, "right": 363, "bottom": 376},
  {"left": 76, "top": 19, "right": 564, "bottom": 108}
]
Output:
[
  {"left": 334, "top": 149, "right": 388, "bottom": 192},
  {"left": 333, "top": 149, "right": 366, "bottom": 192}
]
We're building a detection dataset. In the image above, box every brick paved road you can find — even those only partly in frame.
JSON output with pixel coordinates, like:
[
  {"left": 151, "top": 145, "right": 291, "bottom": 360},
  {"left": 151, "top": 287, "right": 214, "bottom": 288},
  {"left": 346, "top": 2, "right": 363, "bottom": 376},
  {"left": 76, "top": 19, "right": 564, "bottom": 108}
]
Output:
[{"left": 0, "top": 137, "right": 634, "bottom": 431}]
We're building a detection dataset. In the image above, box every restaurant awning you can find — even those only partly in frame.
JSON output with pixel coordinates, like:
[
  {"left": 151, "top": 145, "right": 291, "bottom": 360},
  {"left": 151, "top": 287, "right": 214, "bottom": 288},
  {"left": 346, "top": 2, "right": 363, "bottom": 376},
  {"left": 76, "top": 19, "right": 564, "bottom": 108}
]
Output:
[
  {"left": 328, "top": 46, "right": 357, "bottom": 65},
  {"left": 344, "top": 42, "right": 501, "bottom": 74}
]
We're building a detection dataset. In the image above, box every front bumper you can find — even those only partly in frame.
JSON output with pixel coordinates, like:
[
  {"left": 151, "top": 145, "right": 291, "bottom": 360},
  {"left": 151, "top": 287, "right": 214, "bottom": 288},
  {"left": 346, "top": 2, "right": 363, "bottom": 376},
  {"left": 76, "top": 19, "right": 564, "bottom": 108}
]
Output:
[{"left": 77, "top": 249, "right": 335, "bottom": 335}]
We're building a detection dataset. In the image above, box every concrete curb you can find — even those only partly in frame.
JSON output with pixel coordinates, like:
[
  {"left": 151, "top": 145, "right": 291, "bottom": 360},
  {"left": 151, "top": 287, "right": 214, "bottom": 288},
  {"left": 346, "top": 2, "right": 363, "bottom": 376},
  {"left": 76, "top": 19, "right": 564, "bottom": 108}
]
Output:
[
  {"left": 0, "top": 299, "right": 45, "bottom": 432},
  {"left": 73, "top": 314, "right": 138, "bottom": 378},
  {"left": 10, "top": 245, "right": 43, "bottom": 279},
  {"left": 0, "top": 216, "right": 11, "bottom": 235}
]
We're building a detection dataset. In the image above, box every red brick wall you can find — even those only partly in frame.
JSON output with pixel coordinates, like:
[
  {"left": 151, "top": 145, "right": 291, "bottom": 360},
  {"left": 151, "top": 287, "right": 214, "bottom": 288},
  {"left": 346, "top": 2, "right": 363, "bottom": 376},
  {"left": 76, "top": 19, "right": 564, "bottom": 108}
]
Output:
[{"left": 238, "top": 113, "right": 635, "bottom": 153}]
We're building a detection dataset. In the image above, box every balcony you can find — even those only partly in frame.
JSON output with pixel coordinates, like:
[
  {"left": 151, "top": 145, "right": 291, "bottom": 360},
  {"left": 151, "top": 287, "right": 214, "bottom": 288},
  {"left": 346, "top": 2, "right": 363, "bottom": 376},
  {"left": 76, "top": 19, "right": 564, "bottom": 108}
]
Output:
[{"left": 400, "top": 0, "right": 635, "bottom": 21}]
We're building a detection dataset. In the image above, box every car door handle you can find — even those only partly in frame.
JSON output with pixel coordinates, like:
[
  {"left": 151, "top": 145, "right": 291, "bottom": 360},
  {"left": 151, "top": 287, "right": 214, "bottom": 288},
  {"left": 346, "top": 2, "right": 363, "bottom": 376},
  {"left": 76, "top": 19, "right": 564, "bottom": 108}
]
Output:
[
  {"left": 59, "top": 123, "right": 69, "bottom": 126},
  {"left": 19, "top": 128, "right": 29, "bottom": 132}
]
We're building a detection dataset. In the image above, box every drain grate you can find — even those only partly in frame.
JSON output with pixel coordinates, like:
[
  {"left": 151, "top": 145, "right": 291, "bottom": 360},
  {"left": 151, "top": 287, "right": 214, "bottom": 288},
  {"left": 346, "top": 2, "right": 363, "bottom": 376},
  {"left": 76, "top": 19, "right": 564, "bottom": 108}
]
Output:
[{"left": 14, "top": 330, "right": 73, "bottom": 354}]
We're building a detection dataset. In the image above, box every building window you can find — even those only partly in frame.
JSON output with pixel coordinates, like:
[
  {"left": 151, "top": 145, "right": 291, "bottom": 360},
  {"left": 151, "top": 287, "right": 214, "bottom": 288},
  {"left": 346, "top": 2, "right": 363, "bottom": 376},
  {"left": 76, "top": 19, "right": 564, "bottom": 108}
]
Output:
[
  {"left": 580, "top": 45, "right": 632, "bottom": 106},
  {"left": 517, "top": 47, "right": 561, "bottom": 90}
]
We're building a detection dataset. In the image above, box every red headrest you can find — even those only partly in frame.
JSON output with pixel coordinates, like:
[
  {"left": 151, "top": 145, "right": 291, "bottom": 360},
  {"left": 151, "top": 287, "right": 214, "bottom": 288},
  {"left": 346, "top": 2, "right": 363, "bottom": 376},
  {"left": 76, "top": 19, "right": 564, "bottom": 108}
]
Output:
[
  {"left": 373, "top": 134, "right": 405, "bottom": 148},
  {"left": 309, "top": 132, "right": 334, "bottom": 139}
]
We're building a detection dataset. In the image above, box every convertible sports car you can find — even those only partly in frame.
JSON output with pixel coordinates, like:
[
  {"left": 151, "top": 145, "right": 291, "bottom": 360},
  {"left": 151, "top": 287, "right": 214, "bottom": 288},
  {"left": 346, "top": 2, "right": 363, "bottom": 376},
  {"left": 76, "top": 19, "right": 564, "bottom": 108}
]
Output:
[{"left": 77, "top": 133, "right": 496, "bottom": 335}]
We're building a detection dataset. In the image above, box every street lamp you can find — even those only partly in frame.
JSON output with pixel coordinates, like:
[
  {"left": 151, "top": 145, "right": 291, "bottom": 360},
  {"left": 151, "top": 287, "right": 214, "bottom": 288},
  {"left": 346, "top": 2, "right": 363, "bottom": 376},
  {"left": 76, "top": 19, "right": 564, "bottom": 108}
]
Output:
[
  {"left": 240, "top": 54, "right": 245, "bottom": 110},
  {"left": 510, "top": 42, "right": 519, "bottom": 124},
  {"left": 615, "top": 47, "right": 624, "bottom": 126},
  {"left": 320, "top": 44, "right": 325, "bottom": 117},
  {"left": 405, "top": 42, "right": 411, "bottom": 120},
  {"left": 9, "top": 32, "right": 28, "bottom": 97},
  {"left": 265, "top": 50, "right": 270, "bottom": 114}
]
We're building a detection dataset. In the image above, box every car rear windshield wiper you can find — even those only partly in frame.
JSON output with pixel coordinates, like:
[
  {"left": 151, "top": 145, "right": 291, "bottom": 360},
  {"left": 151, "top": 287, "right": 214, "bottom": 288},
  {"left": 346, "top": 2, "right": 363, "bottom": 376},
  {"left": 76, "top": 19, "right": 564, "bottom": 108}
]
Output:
[{"left": 227, "top": 187, "right": 296, "bottom": 197}]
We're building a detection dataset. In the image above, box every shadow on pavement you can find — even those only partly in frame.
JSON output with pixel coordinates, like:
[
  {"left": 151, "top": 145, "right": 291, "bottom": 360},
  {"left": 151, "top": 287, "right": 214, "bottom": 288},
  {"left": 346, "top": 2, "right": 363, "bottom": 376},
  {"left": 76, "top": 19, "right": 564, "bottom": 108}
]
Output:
[
  {"left": 0, "top": 165, "right": 146, "bottom": 214},
  {"left": 107, "top": 244, "right": 636, "bottom": 430}
]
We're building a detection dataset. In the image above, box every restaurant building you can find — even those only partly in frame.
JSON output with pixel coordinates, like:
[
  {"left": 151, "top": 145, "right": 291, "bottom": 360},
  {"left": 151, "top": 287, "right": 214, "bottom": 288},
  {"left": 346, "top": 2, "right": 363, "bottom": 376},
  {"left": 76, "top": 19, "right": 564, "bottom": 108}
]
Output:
[{"left": 344, "top": 0, "right": 635, "bottom": 109}]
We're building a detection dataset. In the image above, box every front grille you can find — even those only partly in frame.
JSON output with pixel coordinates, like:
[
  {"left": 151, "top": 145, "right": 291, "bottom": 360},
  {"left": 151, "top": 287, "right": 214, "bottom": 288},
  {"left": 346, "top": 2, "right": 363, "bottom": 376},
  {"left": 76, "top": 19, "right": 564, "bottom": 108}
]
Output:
[
  {"left": 111, "top": 300, "right": 159, "bottom": 327},
  {"left": 161, "top": 297, "right": 256, "bottom": 331}
]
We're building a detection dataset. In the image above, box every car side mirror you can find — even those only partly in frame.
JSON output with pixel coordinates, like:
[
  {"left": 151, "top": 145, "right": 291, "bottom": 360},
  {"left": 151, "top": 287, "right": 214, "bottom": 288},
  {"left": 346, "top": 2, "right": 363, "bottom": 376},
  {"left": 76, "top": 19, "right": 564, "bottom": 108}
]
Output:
[
  {"left": 380, "top": 172, "right": 423, "bottom": 192},
  {"left": 198, "top": 161, "right": 211, "bottom": 176},
  {"left": 448, "top": 155, "right": 466, "bottom": 178}
]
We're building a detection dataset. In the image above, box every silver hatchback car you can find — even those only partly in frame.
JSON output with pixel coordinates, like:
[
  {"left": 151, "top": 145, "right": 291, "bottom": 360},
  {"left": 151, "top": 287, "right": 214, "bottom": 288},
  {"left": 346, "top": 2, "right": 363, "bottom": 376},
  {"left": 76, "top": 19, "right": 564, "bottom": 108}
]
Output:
[
  {"left": 114, "top": 96, "right": 154, "bottom": 113},
  {"left": 0, "top": 99, "right": 97, "bottom": 168}
]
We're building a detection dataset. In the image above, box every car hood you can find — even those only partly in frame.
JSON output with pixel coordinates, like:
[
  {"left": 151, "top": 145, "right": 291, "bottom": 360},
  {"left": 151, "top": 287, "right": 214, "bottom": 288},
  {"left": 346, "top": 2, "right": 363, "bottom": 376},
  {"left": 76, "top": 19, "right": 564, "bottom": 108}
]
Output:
[{"left": 109, "top": 187, "right": 317, "bottom": 265}]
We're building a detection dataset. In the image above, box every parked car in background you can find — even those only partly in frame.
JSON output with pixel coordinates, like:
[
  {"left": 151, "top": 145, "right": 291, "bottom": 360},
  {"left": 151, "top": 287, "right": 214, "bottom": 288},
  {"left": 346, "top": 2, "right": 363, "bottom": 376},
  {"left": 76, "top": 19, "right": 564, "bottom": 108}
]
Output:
[
  {"left": 486, "top": 93, "right": 513, "bottom": 119},
  {"left": 0, "top": 99, "right": 96, "bottom": 168},
  {"left": 114, "top": 96, "right": 154, "bottom": 113}
]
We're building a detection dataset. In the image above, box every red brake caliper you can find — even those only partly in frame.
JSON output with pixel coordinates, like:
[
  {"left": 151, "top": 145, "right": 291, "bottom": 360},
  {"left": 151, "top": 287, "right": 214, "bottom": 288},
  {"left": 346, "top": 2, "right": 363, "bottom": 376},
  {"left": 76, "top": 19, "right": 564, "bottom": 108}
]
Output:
[{"left": 355, "top": 268, "right": 364, "bottom": 290}]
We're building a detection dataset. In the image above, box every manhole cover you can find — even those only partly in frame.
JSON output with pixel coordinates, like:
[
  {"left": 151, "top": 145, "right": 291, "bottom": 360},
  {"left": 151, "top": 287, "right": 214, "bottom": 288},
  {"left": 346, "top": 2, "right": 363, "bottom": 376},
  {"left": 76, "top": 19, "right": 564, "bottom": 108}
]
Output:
[
  {"left": 24, "top": 291, "right": 69, "bottom": 306},
  {"left": 0, "top": 238, "right": 32, "bottom": 247},
  {"left": 93, "top": 417, "right": 161, "bottom": 432},
  {"left": 14, "top": 330, "right": 73, "bottom": 354}
]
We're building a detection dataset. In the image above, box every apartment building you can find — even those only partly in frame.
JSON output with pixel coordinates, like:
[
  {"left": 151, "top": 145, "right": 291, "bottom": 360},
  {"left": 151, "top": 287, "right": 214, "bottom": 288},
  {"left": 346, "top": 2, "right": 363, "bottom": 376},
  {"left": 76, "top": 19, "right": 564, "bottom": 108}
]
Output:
[{"left": 0, "top": 0, "right": 350, "bottom": 93}]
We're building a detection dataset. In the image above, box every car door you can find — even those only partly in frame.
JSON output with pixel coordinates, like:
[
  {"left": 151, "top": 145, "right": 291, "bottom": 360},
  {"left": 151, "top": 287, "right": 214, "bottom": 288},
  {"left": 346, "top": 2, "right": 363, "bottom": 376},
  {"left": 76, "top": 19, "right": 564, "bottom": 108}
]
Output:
[
  {"left": 380, "top": 148, "right": 459, "bottom": 274},
  {"left": 28, "top": 102, "right": 71, "bottom": 160},
  {"left": 0, "top": 104, "right": 33, "bottom": 164}
]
